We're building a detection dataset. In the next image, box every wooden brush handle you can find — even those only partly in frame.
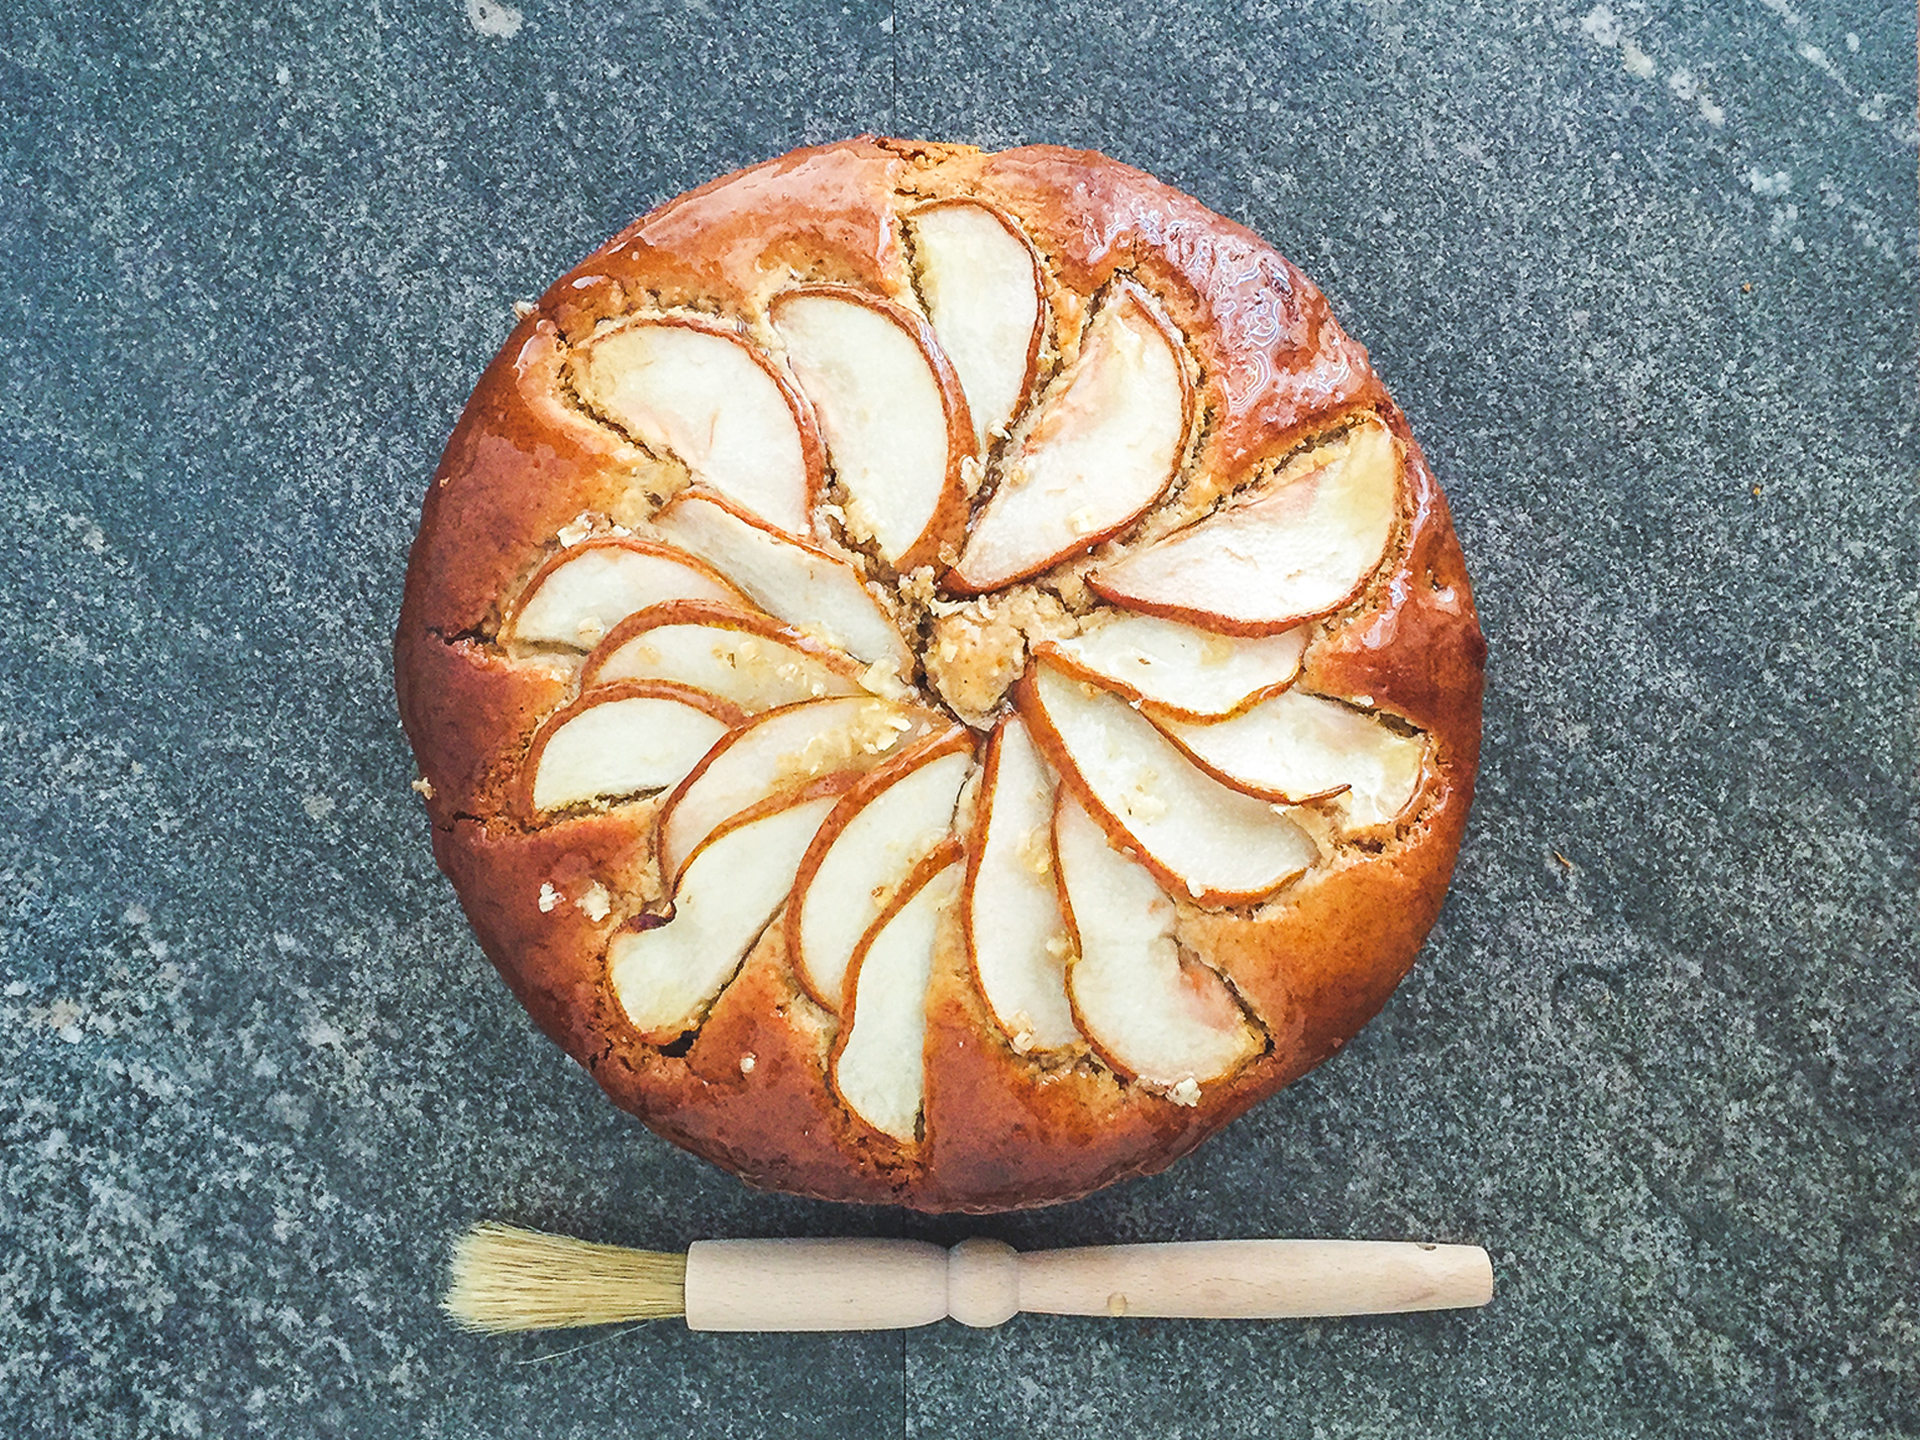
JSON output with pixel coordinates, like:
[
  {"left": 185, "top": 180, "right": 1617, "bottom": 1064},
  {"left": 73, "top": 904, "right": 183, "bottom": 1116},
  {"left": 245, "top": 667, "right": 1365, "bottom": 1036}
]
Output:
[
  {"left": 685, "top": 1238, "right": 948, "bottom": 1331},
  {"left": 682, "top": 1237, "right": 1492, "bottom": 1331},
  {"left": 975, "top": 1238, "right": 1493, "bottom": 1324}
]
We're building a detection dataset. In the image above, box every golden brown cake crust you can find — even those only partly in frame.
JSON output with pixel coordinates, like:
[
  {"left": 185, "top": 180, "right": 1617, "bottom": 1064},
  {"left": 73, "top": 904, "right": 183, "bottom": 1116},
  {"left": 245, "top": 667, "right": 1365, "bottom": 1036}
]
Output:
[{"left": 395, "top": 138, "right": 1485, "bottom": 1211}]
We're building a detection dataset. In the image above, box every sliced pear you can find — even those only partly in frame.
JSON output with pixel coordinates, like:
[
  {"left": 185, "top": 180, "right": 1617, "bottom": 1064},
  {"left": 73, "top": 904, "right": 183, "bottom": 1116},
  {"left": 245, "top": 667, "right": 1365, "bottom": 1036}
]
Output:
[
  {"left": 1016, "top": 660, "right": 1317, "bottom": 906},
  {"left": 655, "top": 695, "right": 935, "bottom": 884},
  {"left": 948, "top": 280, "right": 1190, "bottom": 592},
  {"left": 769, "top": 288, "right": 970, "bottom": 570},
  {"left": 1088, "top": 414, "right": 1400, "bottom": 632},
  {"left": 963, "top": 716, "right": 1080, "bottom": 1052},
  {"left": 508, "top": 539, "right": 751, "bottom": 652},
  {"left": 907, "top": 200, "right": 1045, "bottom": 452},
  {"left": 576, "top": 318, "right": 819, "bottom": 535},
  {"left": 1036, "top": 614, "right": 1308, "bottom": 721},
  {"left": 608, "top": 793, "right": 838, "bottom": 1042},
  {"left": 651, "top": 490, "right": 912, "bottom": 675},
  {"left": 523, "top": 682, "right": 745, "bottom": 816},
  {"left": 788, "top": 731, "right": 975, "bottom": 1012},
  {"left": 832, "top": 845, "right": 963, "bottom": 1142},
  {"left": 581, "top": 601, "right": 866, "bottom": 713},
  {"left": 1053, "top": 793, "right": 1262, "bottom": 1088},
  {"left": 1156, "top": 692, "right": 1428, "bottom": 828},
  {"left": 667, "top": 771, "right": 873, "bottom": 894}
]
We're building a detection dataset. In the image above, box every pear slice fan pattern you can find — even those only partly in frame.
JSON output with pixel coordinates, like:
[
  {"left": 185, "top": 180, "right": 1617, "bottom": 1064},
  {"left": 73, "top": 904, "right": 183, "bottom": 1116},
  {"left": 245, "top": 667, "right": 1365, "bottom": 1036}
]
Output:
[{"left": 397, "top": 140, "right": 1485, "bottom": 1211}]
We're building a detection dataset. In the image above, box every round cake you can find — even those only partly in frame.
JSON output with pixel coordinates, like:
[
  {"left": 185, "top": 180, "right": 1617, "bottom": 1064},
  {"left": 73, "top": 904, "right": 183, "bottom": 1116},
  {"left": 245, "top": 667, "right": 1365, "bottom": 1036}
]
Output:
[{"left": 394, "top": 138, "right": 1485, "bottom": 1211}]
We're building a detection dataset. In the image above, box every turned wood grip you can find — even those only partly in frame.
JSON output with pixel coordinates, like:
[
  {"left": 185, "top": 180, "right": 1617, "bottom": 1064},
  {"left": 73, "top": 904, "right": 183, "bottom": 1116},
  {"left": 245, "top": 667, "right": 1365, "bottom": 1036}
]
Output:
[
  {"left": 684, "top": 1238, "right": 948, "bottom": 1331},
  {"left": 683, "top": 1237, "right": 1492, "bottom": 1331},
  {"left": 1012, "top": 1239, "right": 1495, "bottom": 1320}
]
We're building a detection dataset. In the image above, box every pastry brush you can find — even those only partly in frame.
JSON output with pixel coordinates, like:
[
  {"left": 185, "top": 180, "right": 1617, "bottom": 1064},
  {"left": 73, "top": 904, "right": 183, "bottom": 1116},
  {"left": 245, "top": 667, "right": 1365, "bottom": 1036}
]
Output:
[{"left": 444, "top": 1222, "right": 1493, "bottom": 1333}]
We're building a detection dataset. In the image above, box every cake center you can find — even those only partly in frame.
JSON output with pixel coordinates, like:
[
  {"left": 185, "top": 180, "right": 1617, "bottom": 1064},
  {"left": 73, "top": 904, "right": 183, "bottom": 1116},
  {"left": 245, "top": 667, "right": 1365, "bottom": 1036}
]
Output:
[{"left": 921, "top": 586, "right": 1077, "bottom": 729}]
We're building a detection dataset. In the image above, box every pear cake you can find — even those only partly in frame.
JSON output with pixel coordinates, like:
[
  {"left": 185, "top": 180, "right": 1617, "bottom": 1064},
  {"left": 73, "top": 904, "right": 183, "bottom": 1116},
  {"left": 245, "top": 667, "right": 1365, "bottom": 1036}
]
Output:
[{"left": 395, "top": 138, "right": 1486, "bottom": 1211}]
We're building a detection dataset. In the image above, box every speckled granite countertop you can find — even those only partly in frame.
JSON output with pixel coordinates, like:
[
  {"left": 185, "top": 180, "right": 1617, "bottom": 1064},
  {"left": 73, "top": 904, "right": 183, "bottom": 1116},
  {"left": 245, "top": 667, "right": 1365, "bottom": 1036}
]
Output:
[{"left": 2, "top": 2, "right": 1914, "bottom": 1436}]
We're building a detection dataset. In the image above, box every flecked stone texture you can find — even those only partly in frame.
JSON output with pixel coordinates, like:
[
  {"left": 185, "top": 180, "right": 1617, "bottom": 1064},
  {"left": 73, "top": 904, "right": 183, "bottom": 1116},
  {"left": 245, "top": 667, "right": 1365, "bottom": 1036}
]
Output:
[{"left": 1, "top": 2, "right": 1913, "bottom": 1437}]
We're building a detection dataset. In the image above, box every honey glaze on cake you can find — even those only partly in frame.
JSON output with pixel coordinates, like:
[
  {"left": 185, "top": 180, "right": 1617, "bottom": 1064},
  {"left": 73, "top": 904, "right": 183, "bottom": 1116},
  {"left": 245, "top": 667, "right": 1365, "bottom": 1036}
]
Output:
[{"left": 395, "top": 138, "right": 1485, "bottom": 1211}]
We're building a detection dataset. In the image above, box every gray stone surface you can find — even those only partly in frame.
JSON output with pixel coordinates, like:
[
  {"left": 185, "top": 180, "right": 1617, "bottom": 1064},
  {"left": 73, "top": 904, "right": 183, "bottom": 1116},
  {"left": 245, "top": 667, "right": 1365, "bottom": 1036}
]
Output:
[{"left": 1, "top": 1, "right": 1913, "bottom": 1436}]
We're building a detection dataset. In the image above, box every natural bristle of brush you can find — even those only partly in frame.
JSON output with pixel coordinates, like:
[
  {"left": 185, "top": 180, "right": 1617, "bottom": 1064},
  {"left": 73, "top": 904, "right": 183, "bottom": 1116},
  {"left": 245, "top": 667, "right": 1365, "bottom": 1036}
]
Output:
[{"left": 443, "top": 1222, "right": 688, "bottom": 1333}]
